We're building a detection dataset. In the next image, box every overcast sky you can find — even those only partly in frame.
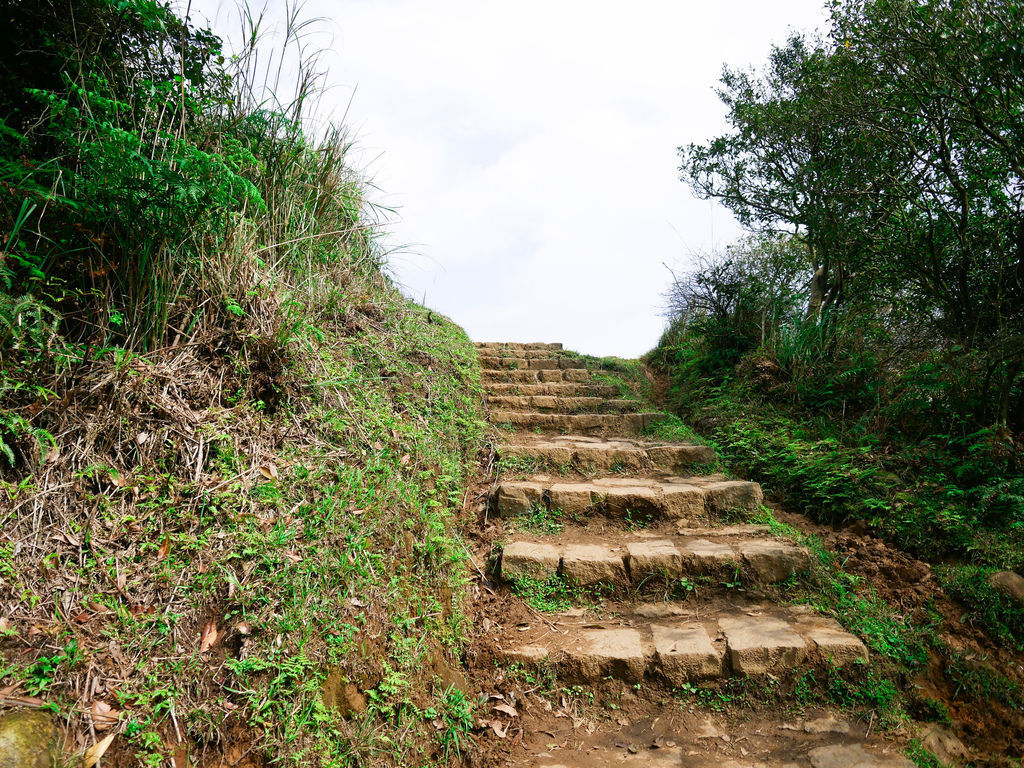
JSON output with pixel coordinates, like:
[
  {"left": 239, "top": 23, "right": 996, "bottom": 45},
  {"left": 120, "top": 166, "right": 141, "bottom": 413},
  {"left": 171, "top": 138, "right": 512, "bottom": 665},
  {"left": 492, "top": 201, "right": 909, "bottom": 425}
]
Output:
[{"left": 190, "top": 1, "right": 829, "bottom": 357}]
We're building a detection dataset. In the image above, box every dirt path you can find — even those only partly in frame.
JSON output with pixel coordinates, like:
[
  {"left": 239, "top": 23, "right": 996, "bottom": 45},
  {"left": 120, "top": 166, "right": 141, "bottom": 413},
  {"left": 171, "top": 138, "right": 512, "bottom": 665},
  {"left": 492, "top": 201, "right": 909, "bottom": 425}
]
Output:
[{"left": 465, "top": 342, "right": 920, "bottom": 768}]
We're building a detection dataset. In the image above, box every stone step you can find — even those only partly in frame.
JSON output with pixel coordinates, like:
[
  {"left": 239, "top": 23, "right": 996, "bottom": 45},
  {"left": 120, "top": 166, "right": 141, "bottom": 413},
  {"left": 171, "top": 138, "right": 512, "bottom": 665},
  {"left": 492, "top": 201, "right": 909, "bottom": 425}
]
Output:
[
  {"left": 475, "top": 341, "right": 563, "bottom": 351},
  {"left": 490, "top": 411, "right": 666, "bottom": 436},
  {"left": 495, "top": 605, "right": 868, "bottom": 684},
  {"left": 479, "top": 356, "right": 581, "bottom": 370},
  {"left": 486, "top": 395, "right": 640, "bottom": 413},
  {"left": 494, "top": 475, "right": 763, "bottom": 521},
  {"left": 496, "top": 435, "right": 716, "bottom": 472},
  {"left": 527, "top": 741, "right": 912, "bottom": 768},
  {"left": 485, "top": 382, "right": 620, "bottom": 397},
  {"left": 482, "top": 368, "right": 594, "bottom": 384},
  {"left": 476, "top": 348, "right": 573, "bottom": 359},
  {"left": 499, "top": 528, "right": 811, "bottom": 586}
]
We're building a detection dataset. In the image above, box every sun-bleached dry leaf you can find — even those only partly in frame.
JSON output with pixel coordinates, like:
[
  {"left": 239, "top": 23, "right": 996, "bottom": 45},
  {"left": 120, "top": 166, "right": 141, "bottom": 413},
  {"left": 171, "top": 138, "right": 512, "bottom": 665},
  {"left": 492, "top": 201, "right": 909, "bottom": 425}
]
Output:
[
  {"left": 90, "top": 700, "right": 120, "bottom": 731},
  {"left": 199, "top": 620, "right": 219, "bottom": 652},
  {"left": 492, "top": 703, "right": 518, "bottom": 717},
  {"left": 258, "top": 464, "right": 279, "bottom": 480},
  {"left": 83, "top": 733, "right": 116, "bottom": 768}
]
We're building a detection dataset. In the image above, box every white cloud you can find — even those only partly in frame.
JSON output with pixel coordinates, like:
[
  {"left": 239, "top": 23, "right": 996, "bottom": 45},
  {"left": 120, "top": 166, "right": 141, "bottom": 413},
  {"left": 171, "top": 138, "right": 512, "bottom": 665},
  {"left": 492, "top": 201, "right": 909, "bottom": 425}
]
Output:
[{"left": 188, "top": 0, "right": 829, "bottom": 356}]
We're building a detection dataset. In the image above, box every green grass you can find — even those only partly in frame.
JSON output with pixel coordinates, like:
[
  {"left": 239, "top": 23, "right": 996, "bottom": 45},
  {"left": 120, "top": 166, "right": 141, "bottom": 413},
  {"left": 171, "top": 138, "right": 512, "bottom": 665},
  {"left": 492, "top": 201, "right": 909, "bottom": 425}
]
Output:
[
  {"left": 508, "top": 574, "right": 582, "bottom": 612},
  {"left": 511, "top": 503, "right": 565, "bottom": 535}
]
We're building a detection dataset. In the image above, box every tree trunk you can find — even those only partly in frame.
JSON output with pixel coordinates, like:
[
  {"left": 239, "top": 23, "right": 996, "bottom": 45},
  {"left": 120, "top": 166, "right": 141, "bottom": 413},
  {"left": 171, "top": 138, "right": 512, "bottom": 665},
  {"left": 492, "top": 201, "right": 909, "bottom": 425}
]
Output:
[
  {"left": 996, "top": 358, "right": 1022, "bottom": 432},
  {"left": 806, "top": 265, "right": 826, "bottom": 322}
]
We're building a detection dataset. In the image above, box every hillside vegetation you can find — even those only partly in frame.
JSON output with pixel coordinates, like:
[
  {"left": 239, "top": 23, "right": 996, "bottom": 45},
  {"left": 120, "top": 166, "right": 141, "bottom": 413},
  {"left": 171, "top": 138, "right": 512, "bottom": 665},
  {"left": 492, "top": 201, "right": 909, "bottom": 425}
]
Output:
[
  {"left": 651, "top": 0, "right": 1023, "bottom": 648},
  {"left": 0, "top": 2, "right": 484, "bottom": 765}
]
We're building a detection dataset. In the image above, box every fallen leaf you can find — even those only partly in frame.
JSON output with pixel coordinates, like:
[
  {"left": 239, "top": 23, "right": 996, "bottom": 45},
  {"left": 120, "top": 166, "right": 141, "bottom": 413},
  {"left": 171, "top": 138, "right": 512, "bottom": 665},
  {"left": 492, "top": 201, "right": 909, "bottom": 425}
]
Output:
[
  {"left": 83, "top": 733, "right": 116, "bottom": 768},
  {"left": 399, "top": 453, "right": 411, "bottom": 466},
  {"left": 200, "top": 620, "right": 219, "bottom": 652},
  {"left": 477, "top": 718, "right": 507, "bottom": 738},
  {"left": 258, "top": 464, "right": 279, "bottom": 480},
  {"left": 282, "top": 551, "right": 301, "bottom": 563},
  {"left": 90, "top": 700, "right": 120, "bottom": 731},
  {"left": 371, "top": 441, "right": 384, "bottom": 452},
  {"left": 136, "top": 432, "right": 149, "bottom": 445},
  {"left": 158, "top": 536, "right": 171, "bottom": 561},
  {"left": 492, "top": 703, "right": 518, "bottom": 717}
]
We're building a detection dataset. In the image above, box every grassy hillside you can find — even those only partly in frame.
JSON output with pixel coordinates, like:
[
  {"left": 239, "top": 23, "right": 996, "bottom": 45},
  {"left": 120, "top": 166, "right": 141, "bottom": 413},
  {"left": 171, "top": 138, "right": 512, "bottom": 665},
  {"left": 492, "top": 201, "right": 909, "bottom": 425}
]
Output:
[{"left": 0, "top": 2, "right": 486, "bottom": 765}]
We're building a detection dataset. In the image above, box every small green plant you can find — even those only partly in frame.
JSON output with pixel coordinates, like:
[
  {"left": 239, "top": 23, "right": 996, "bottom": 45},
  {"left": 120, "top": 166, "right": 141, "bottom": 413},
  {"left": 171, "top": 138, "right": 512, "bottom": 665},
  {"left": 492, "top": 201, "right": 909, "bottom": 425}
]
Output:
[
  {"left": 513, "top": 503, "right": 564, "bottom": 535},
  {"left": 429, "top": 686, "right": 475, "bottom": 759},
  {"left": 509, "top": 574, "right": 580, "bottom": 612}
]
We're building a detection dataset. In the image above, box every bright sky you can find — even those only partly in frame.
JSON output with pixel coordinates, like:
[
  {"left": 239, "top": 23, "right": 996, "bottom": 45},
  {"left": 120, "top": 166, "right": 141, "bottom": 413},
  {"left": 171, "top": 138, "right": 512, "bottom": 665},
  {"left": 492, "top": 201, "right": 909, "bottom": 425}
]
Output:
[{"left": 189, "top": 1, "right": 829, "bottom": 358}]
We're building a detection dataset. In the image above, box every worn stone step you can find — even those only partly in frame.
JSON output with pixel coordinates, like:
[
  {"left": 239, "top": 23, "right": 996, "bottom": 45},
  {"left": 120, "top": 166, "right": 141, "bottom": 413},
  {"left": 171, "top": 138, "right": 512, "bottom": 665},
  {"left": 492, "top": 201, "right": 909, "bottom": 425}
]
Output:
[
  {"left": 486, "top": 395, "right": 640, "bottom": 413},
  {"left": 490, "top": 411, "right": 666, "bottom": 436},
  {"left": 528, "top": 740, "right": 912, "bottom": 768},
  {"left": 496, "top": 605, "right": 868, "bottom": 684},
  {"left": 494, "top": 475, "right": 763, "bottom": 521},
  {"left": 496, "top": 435, "right": 716, "bottom": 472},
  {"left": 498, "top": 529, "right": 811, "bottom": 586},
  {"left": 475, "top": 341, "right": 563, "bottom": 351},
  {"left": 485, "top": 382, "right": 620, "bottom": 397},
  {"left": 479, "top": 356, "right": 584, "bottom": 370},
  {"left": 482, "top": 368, "right": 593, "bottom": 384},
  {"left": 476, "top": 348, "right": 573, "bottom": 359}
]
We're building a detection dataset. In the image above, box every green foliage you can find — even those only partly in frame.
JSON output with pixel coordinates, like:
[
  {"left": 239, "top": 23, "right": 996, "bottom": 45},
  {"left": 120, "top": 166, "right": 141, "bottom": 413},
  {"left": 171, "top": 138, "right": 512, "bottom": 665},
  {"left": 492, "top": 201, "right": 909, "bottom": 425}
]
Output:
[
  {"left": 512, "top": 503, "right": 565, "bottom": 535},
  {"left": 0, "top": 3, "right": 487, "bottom": 765},
  {"left": 0, "top": 0, "right": 376, "bottom": 363},
  {"left": 937, "top": 566, "right": 1024, "bottom": 651},
  {"left": 509, "top": 574, "right": 580, "bottom": 612}
]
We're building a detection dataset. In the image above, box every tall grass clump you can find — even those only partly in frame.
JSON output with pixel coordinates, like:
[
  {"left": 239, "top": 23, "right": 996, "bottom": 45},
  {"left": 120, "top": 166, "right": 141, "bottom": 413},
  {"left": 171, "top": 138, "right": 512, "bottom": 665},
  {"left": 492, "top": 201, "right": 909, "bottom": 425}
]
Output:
[{"left": 0, "top": 0, "right": 377, "bottom": 365}]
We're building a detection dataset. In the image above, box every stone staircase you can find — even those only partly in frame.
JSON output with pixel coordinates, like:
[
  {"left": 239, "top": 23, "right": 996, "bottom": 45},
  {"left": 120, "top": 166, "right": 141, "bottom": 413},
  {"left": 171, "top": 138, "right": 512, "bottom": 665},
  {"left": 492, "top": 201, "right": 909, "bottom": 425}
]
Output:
[{"left": 476, "top": 342, "right": 912, "bottom": 768}]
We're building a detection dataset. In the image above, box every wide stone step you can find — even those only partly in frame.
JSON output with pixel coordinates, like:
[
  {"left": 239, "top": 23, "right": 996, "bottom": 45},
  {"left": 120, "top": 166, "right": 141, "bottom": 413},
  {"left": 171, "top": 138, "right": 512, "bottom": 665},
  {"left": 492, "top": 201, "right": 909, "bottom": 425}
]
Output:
[
  {"left": 495, "top": 605, "right": 868, "bottom": 684},
  {"left": 527, "top": 740, "right": 911, "bottom": 768},
  {"left": 485, "top": 382, "right": 620, "bottom": 397},
  {"left": 486, "top": 395, "right": 640, "bottom": 413},
  {"left": 476, "top": 347, "right": 573, "bottom": 359},
  {"left": 482, "top": 368, "right": 593, "bottom": 384},
  {"left": 496, "top": 435, "right": 716, "bottom": 472},
  {"left": 489, "top": 411, "right": 666, "bottom": 436},
  {"left": 479, "top": 356, "right": 584, "bottom": 370},
  {"left": 499, "top": 528, "right": 811, "bottom": 586},
  {"left": 475, "top": 341, "right": 563, "bottom": 351},
  {"left": 494, "top": 476, "right": 763, "bottom": 521}
]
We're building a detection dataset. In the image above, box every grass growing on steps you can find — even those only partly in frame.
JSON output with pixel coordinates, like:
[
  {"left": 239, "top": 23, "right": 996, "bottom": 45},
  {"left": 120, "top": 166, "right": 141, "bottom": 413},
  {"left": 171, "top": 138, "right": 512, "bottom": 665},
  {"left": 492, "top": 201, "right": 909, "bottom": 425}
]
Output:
[
  {"left": 650, "top": 383, "right": 1024, "bottom": 651},
  {"left": 752, "top": 510, "right": 1023, "bottom": 735}
]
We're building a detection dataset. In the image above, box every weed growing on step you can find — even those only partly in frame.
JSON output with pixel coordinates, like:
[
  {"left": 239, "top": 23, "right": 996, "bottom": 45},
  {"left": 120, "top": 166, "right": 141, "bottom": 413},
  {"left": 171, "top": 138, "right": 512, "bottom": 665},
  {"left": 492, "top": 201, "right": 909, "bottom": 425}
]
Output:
[
  {"left": 509, "top": 574, "right": 581, "bottom": 612},
  {"left": 495, "top": 453, "right": 542, "bottom": 476},
  {"left": 644, "top": 414, "right": 712, "bottom": 447},
  {"left": 512, "top": 503, "right": 565, "bottom": 535},
  {"left": 502, "top": 661, "right": 557, "bottom": 694}
]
